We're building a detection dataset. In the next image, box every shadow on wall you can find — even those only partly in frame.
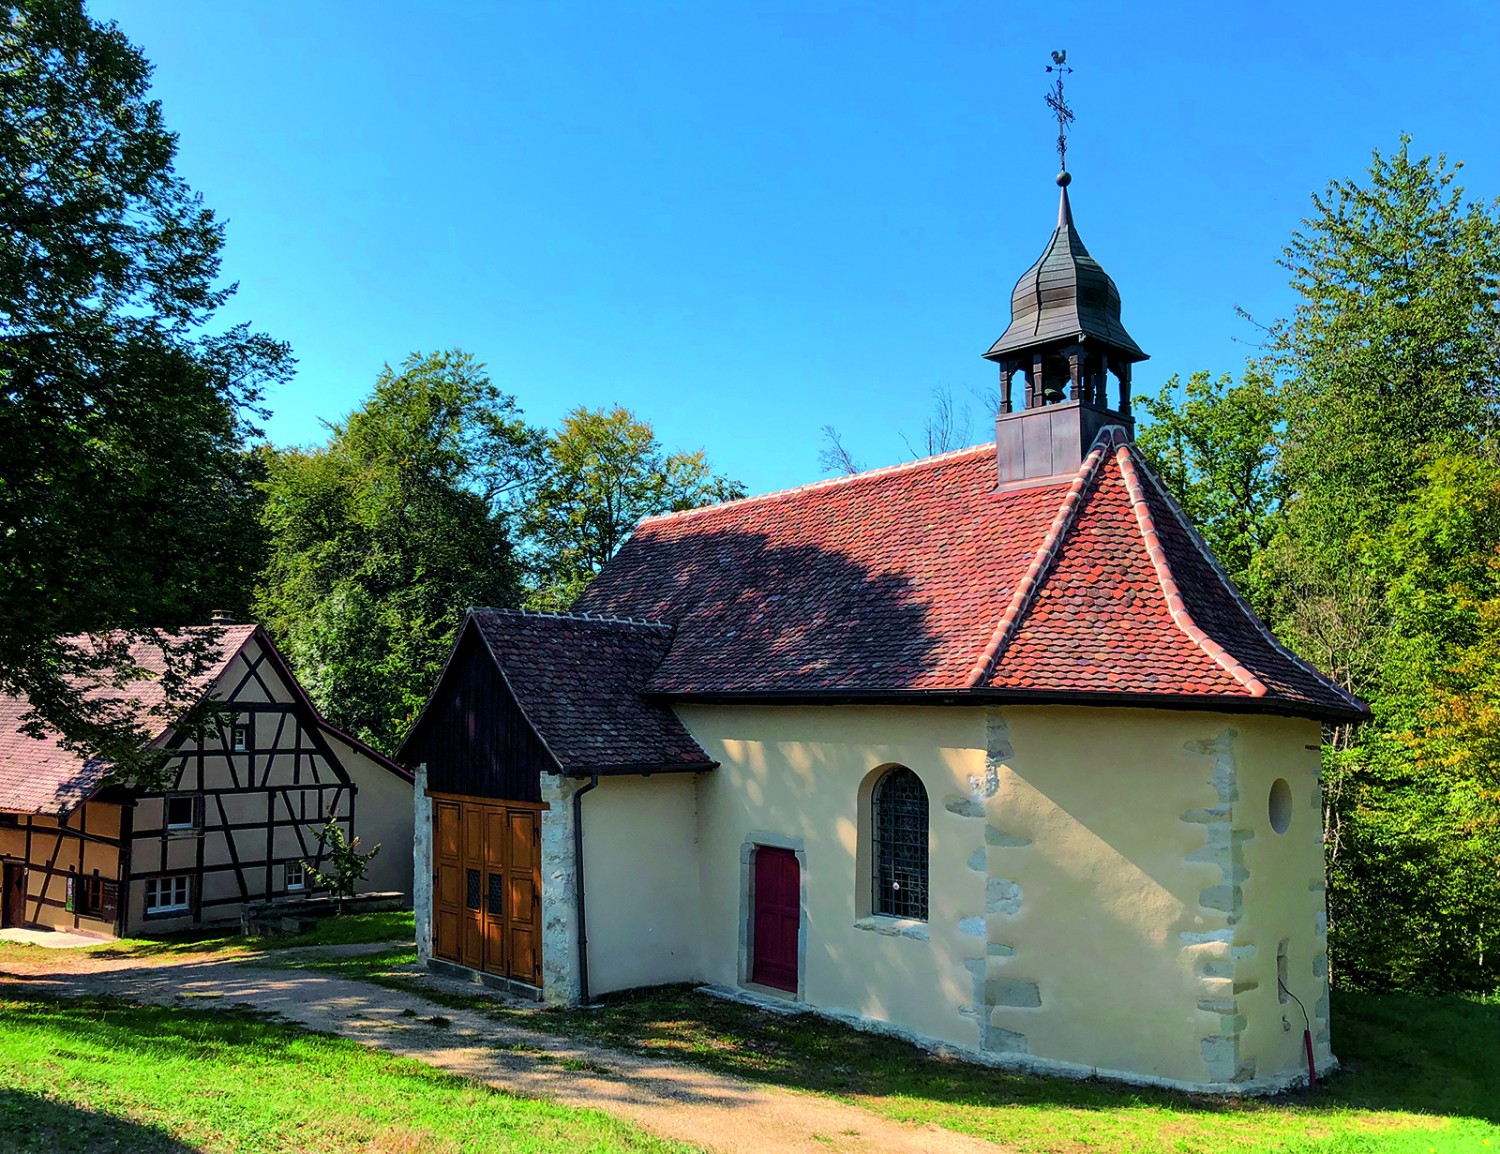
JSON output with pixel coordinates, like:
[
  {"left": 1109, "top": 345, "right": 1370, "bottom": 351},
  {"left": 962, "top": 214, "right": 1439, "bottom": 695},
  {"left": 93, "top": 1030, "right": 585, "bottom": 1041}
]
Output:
[{"left": 0, "top": 1088, "right": 202, "bottom": 1154}]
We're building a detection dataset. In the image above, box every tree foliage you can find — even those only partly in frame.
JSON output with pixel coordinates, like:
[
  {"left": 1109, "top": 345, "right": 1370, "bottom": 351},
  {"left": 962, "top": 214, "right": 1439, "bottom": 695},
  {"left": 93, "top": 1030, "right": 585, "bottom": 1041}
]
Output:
[
  {"left": 1325, "top": 455, "right": 1500, "bottom": 990},
  {"left": 303, "top": 813, "right": 382, "bottom": 912},
  {"left": 1136, "top": 369, "right": 1284, "bottom": 612},
  {"left": 0, "top": 0, "right": 290, "bottom": 777},
  {"left": 255, "top": 351, "right": 535, "bottom": 751},
  {"left": 522, "top": 406, "right": 744, "bottom": 609},
  {"left": 1144, "top": 141, "right": 1500, "bottom": 992}
]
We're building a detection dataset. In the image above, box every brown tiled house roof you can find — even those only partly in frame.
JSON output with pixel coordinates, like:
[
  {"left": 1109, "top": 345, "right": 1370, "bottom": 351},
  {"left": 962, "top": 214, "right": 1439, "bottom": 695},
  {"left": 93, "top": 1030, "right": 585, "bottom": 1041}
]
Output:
[
  {"left": 1, "top": 625, "right": 410, "bottom": 816},
  {"left": 0, "top": 626, "right": 256, "bottom": 816},
  {"left": 574, "top": 431, "right": 1364, "bottom": 721}
]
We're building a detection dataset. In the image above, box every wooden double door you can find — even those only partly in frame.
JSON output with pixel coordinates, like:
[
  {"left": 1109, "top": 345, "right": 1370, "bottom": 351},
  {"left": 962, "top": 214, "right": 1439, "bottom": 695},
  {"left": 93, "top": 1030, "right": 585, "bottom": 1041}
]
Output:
[{"left": 432, "top": 795, "right": 543, "bottom": 987}]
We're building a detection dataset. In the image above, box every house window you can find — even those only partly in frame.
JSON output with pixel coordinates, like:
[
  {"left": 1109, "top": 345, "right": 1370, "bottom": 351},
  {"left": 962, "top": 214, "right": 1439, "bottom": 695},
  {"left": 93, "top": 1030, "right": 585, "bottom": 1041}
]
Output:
[
  {"left": 872, "top": 766, "right": 929, "bottom": 920},
  {"left": 164, "top": 795, "right": 198, "bottom": 832},
  {"left": 79, "top": 874, "right": 104, "bottom": 918},
  {"left": 231, "top": 724, "right": 250, "bottom": 752},
  {"left": 285, "top": 862, "right": 306, "bottom": 892},
  {"left": 144, "top": 875, "right": 191, "bottom": 916}
]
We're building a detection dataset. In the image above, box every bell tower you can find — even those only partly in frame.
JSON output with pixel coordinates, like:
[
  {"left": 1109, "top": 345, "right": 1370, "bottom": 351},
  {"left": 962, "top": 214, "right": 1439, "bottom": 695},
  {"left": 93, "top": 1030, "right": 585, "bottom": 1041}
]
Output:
[{"left": 986, "top": 52, "right": 1149, "bottom": 487}]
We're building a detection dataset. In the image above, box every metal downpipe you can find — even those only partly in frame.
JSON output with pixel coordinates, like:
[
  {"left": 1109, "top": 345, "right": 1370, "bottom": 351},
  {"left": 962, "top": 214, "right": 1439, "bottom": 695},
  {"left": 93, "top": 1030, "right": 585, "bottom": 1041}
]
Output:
[{"left": 572, "top": 772, "right": 600, "bottom": 1005}]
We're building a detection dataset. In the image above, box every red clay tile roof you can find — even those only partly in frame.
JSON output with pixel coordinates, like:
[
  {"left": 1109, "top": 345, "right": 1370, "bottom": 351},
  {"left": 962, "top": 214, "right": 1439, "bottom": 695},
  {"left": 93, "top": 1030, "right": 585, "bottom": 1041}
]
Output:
[
  {"left": 470, "top": 610, "right": 716, "bottom": 773},
  {"left": 0, "top": 626, "right": 257, "bottom": 816},
  {"left": 575, "top": 434, "right": 1365, "bottom": 720}
]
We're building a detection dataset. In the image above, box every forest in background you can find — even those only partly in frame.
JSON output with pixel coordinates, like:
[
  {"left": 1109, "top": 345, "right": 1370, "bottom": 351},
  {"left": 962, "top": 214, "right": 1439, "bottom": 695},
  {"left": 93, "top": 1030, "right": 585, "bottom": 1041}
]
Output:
[{"left": 3, "top": 0, "right": 1496, "bottom": 996}]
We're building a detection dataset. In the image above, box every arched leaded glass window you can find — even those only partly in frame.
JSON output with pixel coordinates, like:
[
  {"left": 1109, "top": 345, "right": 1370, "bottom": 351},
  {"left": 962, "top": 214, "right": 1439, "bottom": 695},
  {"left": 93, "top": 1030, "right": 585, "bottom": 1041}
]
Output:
[{"left": 873, "top": 766, "right": 928, "bottom": 920}]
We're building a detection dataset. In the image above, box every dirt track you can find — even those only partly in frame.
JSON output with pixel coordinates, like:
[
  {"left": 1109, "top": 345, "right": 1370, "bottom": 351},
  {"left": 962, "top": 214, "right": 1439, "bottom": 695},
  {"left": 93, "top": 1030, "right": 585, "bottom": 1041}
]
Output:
[{"left": 1, "top": 949, "right": 1008, "bottom": 1154}]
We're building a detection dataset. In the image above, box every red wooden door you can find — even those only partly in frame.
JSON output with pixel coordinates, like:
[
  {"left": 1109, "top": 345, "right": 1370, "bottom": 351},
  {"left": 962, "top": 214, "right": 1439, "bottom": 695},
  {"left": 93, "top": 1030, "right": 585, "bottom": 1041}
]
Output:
[
  {"left": 1, "top": 863, "right": 25, "bottom": 928},
  {"left": 752, "top": 846, "right": 800, "bottom": 992}
]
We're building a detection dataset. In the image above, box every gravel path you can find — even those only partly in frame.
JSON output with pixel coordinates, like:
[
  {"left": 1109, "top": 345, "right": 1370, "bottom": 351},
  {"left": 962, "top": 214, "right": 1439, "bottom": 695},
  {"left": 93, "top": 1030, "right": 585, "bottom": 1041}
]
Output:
[{"left": 1, "top": 950, "right": 1007, "bottom": 1154}]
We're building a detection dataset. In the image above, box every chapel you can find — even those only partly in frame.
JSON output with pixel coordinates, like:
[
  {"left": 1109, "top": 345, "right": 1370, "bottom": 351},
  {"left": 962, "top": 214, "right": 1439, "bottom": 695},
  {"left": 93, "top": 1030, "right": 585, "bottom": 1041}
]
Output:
[{"left": 398, "top": 156, "right": 1365, "bottom": 1093}]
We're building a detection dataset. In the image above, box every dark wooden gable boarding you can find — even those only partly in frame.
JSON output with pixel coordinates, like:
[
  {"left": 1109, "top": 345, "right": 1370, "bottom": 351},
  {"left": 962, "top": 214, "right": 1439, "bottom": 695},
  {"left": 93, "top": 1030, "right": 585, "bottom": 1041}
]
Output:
[{"left": 400, "top": 623, "right": 554, "bottom": 803}]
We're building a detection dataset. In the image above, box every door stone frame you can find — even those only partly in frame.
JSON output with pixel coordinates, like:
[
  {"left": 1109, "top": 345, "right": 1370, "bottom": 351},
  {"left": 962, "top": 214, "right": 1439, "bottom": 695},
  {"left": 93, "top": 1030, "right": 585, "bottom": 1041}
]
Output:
[{"left": 738, "top": 831, "right": 807, "bottom": 1002}]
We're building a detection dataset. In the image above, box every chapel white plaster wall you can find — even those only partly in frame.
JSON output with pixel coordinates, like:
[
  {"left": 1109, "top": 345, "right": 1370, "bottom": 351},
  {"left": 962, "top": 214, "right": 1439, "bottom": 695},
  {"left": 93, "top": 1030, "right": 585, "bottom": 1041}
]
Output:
[
  {"left": 1230, "top": 715, "right": 1333, "bottom": 1078},
  {"left": 682, "top": 704, "right": 990, "bottom": 1047},
  {"left": 674, "top": 702, "right": 1332, "bottom": 1091},
  {"left": 581, "top": 773, "right": 704, "bottom": 995}
]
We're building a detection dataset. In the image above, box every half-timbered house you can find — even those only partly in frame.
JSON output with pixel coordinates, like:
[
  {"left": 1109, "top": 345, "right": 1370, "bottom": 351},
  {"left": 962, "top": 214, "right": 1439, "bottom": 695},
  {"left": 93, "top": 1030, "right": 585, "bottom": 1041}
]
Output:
[
  {"left": 398, "top": 168, "right": 1368, "bottom": 1095},
  {"left": 0, "top": 625, "right": 413, "bottom": 938}
]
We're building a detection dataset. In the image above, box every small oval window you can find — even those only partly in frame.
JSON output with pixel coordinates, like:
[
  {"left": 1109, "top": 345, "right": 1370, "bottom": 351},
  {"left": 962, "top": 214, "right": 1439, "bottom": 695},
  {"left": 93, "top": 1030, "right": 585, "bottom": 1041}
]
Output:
[{"left": 1269, "top": 778, "right": 1293, "bottom": 835}]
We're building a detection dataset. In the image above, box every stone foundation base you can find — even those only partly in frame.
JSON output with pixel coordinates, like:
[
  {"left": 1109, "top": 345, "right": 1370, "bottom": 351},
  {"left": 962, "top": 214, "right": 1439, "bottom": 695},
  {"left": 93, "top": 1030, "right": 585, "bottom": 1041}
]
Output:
[
  {"left": 428, "top": 957, "right": 544, "bottom": 1002},
  {"left": 697, "top": 984, "right": 1338, "bottom": 1097}
]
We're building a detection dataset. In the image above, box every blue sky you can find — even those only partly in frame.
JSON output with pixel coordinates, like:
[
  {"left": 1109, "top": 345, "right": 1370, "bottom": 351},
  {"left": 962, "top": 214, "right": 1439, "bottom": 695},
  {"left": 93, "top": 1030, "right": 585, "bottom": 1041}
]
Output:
[{"left": 94, "top": 0, "right": 1500, "bottom": 497}]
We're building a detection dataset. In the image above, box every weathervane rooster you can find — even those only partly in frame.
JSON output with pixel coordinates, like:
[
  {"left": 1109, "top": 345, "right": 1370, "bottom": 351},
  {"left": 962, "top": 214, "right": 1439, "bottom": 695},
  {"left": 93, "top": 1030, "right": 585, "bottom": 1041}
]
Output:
[{"left": 1045, "top": 49, "right": 1075, "bottom": 177}]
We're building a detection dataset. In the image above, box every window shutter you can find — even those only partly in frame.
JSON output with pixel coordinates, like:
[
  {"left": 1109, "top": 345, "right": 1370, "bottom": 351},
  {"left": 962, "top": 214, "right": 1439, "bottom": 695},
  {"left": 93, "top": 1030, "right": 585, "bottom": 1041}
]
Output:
[{"left": 101, "top": 881, "right": 120, "bottom": 923}]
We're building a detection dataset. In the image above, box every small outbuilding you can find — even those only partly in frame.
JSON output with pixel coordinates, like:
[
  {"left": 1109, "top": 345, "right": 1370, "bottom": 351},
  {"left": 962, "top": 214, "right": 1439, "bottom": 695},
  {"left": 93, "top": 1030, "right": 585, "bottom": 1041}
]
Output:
[
  {"left": 0, "top": 625, "right": 413, "bottom": 938},
  {"left": 398, "top": 173, "right": 1366, "bottom": 1094}
]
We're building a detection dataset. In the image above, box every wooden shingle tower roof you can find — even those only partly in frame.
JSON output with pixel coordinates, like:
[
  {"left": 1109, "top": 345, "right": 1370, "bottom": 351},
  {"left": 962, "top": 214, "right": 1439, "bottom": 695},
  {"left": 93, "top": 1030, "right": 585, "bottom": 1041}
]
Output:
[{"left": 984, "top": 177, "right": 1146, "bottom": 366}]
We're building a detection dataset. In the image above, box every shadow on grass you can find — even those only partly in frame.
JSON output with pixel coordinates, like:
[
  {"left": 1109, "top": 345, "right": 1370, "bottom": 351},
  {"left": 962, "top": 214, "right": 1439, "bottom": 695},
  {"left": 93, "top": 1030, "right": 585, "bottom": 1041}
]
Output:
[
  {"left": 232, "top": 949, "right": 1500, "bottom": 1135},
  {"left": 0, "top": 1087, "right": 201, "bottom": 1154},
  {"left": 2, "top": 993, "right": 328, "bottom": 1066},
  {"left": 0, "top": 910, "right": 418, "bottom": 963},
  {"left": 515, "top": 985, "right": 1500, "bottom": 1125}
]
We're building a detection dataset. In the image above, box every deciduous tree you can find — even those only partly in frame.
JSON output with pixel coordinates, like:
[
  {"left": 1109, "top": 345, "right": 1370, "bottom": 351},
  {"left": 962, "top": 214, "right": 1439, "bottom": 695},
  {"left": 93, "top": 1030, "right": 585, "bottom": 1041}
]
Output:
[
  {"left": 1254, "top": 141, "right": 1500, "bottom": 992},
  {"left": 523, "top": 406, "right": 744, "bottom": 609},
  {"left": 1136, "top": 369, "right": 1284, "bottom": 613},
  {"left": 0, "top": 0, "right": 291, "bottom": 776},
  {"left": 256, "top": 351, "right": 537, "bottom": 750}
]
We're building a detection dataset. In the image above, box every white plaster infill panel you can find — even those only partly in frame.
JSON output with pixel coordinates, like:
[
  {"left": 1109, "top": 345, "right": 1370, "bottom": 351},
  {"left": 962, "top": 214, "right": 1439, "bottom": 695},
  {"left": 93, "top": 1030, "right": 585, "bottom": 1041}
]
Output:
[
  {"left": 737, "top": 831, "right": 807, "bottom": 1003},
  {"left": 413, "top": 764, "right": 433, "bottom": 966}
]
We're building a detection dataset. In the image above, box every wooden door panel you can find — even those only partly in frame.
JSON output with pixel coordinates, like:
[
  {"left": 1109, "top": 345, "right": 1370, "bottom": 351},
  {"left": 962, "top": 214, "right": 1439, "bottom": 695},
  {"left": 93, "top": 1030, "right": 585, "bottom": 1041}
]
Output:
[
  {"left": 462, "top": 807, "right": 483, "bottom": 861},
  {"left": 752, "top": 846, "right": 800, "bottom": 992},
  {"left": 2, "top": 864, "right": 26, "bottom": 928},
  {"left": 435, "top": 908, "right": 460, "bottom": 961},
  {"left": 506, "top": 810, "right": 533, "bottom": 870},
  {"left": 484, "top": 809, "right": 507, "bottom": 869},
  {"left": 430, "top": 795, "right": 543, "bottom": 987},
  {"left": 436, "top": 802, "right": 459, "bottom": 859},
  {"left": 508, "top": 924, "right": 537, "bottom": 983},
  {"left": 433, "top": 801, "right": 462, "bottom": 962},
  {"left": 505, "top": 874, "right": 536, "bottom": 923},
  {"left": 437, "top": 864, "right": 461, "bottom": 908},
  {"left": 504, "top": 809, "right": 539, "bottom": 983},
  {"left": 460, "top": 865, "right": 483, "bottom": 969},
  {"left": 483, "top": 870, "right": 506, "bottom": 967}
]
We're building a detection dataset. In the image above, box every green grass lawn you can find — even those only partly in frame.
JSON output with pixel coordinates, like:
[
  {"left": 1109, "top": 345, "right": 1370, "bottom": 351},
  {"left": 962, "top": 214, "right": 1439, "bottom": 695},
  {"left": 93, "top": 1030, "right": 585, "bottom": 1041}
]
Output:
[
  {"left": 301, "top": 948, "right": 1500, "bottom": 1154},
  {"left": 0, "top": 909, "right": 416, "bottom": 966},
  {"left": 0, "top": 990, "right": 692, "bottom": 1154}
]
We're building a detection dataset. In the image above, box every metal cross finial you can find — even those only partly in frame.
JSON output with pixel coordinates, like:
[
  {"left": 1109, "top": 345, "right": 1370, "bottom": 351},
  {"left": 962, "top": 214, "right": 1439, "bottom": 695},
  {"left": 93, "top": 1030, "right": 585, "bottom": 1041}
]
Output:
[{"left": 1045, "top": 49, "right": 1074, "bottom": 175}]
